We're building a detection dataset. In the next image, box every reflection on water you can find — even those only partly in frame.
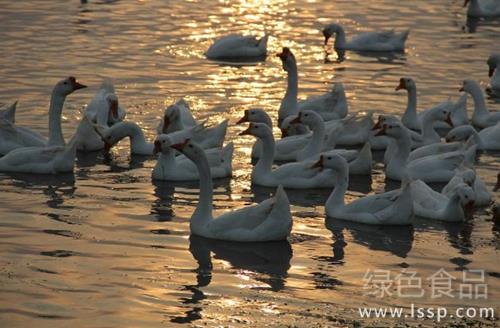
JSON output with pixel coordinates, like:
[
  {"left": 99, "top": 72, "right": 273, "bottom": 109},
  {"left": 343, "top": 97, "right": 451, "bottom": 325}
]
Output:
[{"left": 0, "top": 0, "right": 499, "bottom": 326}]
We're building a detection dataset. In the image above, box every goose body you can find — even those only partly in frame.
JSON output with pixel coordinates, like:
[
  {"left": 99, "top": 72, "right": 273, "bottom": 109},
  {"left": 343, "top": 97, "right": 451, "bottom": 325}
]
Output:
[
  {"left": 461, "top": 79, "right": 500, "bottom": 128},
  {"left": 446, "top": 123, "right": 500, "bottom": 150},
  {"left": 171, "top": 140, "right": 292, "bottom": 242},
  {"left": 442, "top": 169, "right": 491, "bottom": 206},
  {"left": 319, "top": 154, "right": 413, "bottom": 225},
  {"left": 205, "top": 34, "right": 268, "bottom": 60},
  {"left": 396, "top": 77, "right": 468, "bottom": 131},
  {"left": 0, "top": 77, "right": 87, "bottom": 155},
  {"left": 323, "top": 24, "right": 409, "bottom": 52},
  {"left": 410, "top": 180, "right": 474, "bottom": 221},
  {"left": 153, "top": 134, "right": 233, "bottom": 181},
  {"left": 376, "top": 122, "right": 474, "bottom": 182},
  {"left": 487, "top": 54, "right": 500, "bottom": 92},
  {"left": 277, "top": 48, "right": 348, "bottom": 128},
  {"left": 464, "top": 0, "right": 500, "bottom": 17}
]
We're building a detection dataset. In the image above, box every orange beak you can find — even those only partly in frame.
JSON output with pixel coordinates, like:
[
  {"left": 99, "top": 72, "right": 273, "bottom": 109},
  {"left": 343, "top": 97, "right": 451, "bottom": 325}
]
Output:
[
  {"left": 162, "top": 115, "right": 170, "bottom": 133},
  {"left": 280, "top": 127, "right": 288, "bottom": 138},
  {"left": 290, "top": 112, "right": 302, "bottom": 124},
  {"left": 236, "top": 111, "right": 249, "bottom": 124},
  {"left": 153, "top": 140, "right": 162, "bottom": 154},
  {"left": 109, "top": 100, "right": 118, "bottom": 119},
  {"left": 374, "top": 125, "right": 387, "bottom": 136},
  {"left": 395, "top": 78, "right": 406, "bottom": 91},
  {"left": 69, "top": 76, "right": 87, "bottom": 90},
  {"left": 311, "top": 155, "right": 324, "bottom": 169},
  {"left": 445, "top": 112, "right": 453, "bottom": 127},
  {"left": 239, "top": 124, "right": 252, "bottom": 136},
  {"left": 372, "top": 118, "right": 382, "bottom": 130}
]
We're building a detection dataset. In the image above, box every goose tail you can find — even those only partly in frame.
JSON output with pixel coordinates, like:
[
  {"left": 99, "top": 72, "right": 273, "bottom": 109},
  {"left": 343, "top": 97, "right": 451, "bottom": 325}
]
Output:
[
  {"left": 222, "top": 142, "right": 234, "bottom": 174},
  {"left": 258, "top": 34, "right": 269, "bottom": 51},
  {"left": 0, "top": 100, "right": 17, "bottom": 123},
  {"left": 206, "top": 119, "right": 228, "bottom": 148},
  {"left": 348, "top": 142, "right": 372, "bottom": 175}
]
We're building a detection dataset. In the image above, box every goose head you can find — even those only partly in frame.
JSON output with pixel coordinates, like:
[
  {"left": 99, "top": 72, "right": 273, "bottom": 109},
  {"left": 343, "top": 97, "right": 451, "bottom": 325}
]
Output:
[
  {"left": 238, "top": 122, "right": 273, "bottom": 139},
  {"left": 454, "top": 183, "right": 476, "bottom": 217},
  {"left": 280, "top": 114, "right": 300, "bottom": 137},
  {"left": 54, "top": 76, "right": 87, "bottom": 96},
  {"left": 170, "top": 138, "right": 203, "bottom": 161},
  {"left": 395, "top": 77, "right": 416, "bottom": 92},
  {"left": 460, "top": 169, "right": 476, "bottom": 187},
  {"left": 373, "top": 122, "right": 404, "bottom": 139},
  {"left": 312, "top": 153, "right": 349, "bottom": 178},
  {"left": 427, "top": 103, "right": 453, "bottom": 127},
  {"left": 276, "top": 47, "right": 296, "bottom": 72},
  {"left": 106, "top": 94, "right": 119, "bottom": 120},
  {"left": 290, "top": 110, "right": 322, "bottom": 129},
  {"left": 162, "top": 104, "right": 182, "bottom": 132},
  {"left": 322, "top": 24, "right": 341, "bottom": 45},
  {"left": 445, "top": 125, "right": 474, "bottom": 142},
  {"left": 372, "top": 114, "right": 399, "bottom": 130},
  {"left": 459, "top": 79, "right": 479, "bottom": 93},
  {"left": 236, "top": 108, "right": 271, "bottom": 126},
  {"left": 494, "top": 172, "right": 500, "bottom": 192},
  {"left": 153, "top": 134, "right": 175, "bottom": 155},
  {"left": 487, "top": 54, "right": 499, "bottom": 77}
]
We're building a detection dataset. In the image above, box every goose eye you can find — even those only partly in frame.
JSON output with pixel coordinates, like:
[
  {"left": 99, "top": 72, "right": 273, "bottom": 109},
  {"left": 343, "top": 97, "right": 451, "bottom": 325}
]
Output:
[
  {"left": 255, "top": 126, "right": 259, "bottom": 129},
  {"left": 327, "top": 156, "right": 332, "bottom": 160},
  {"left": 304, "top": 114, "right": 309, "bottom": 117},
  {"left": 188, "top": 144, "right": 193, "bottom": 148},
  {"left": 63, "top": 82, "right": 68, "bottom": 85},
  {"left": 162, "top": 140, "right": 165, "bottom": 143}
]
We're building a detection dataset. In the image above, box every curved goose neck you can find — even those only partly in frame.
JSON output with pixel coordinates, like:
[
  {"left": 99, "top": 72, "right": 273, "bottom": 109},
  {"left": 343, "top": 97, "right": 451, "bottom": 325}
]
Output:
[
  {"left": 254, "top": 131, "right": 276, "bottom": 175},
  {"left": 122, "top": 123, "right": 152, "bottom": 154},
  {"left": 192, "top": 150, "right": 213, "bottom": 222},
  {"left": 279, "top": 60, "right": 298, "bottom": 119},
  {"left": 421, "top": 112, "right": 440, "bottom": 142},
  {"left": 389, "top": 129, "right": 411, "bottom": 172},
  {"left": 403, "top": 85, "right": 417, "bottom": 123},
  {"left": 326, "top": 163, "right": 348, "bottom": 212},
  {"left": 47, "top": 91, "right": 67, "bottom": 146},
  {"left": 301, "top": 119, "right": 324, "bottom": 159},
  {"left": 334, "top": 26, "right": 347, "bottom": 50},
  {"left": 443, "top": 194, "right": 464, "bottom": 221},
  {"left": 467, "top": 83, "right": 488, "bottom": 116}
]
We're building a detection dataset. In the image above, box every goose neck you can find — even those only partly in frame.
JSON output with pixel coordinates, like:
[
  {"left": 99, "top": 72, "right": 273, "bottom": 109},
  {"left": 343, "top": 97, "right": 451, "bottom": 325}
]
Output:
[
  {"left": 47, "top": 92, "right": 67, "bottom": 146},
  {"left": 192, "top": 151, "right": 214, "bottom": 224},
  {"left": 254, "top": 132, "right": 276, "bottom": 175},
  {"left": 334, "top": 27, "right": 347, "bottom": 50},
  {"left": 279, "top": 63, "right": 298, "bottom": 119},
  {"left": 326, "top": 165, "right": 348, "bottom": 211},
  {"left": 467, "top": 84, "right": 488, "bottom": 116},
  {"left": 301, "top": 120, "right": 324, "bottom": 158},
  {"left": 403, "top": 86, "right": 417, "bottom": 122}
]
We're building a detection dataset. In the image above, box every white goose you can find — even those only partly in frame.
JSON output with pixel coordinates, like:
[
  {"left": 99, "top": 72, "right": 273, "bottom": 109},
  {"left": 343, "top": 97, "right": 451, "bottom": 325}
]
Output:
[
  {"left": 152, "top": 134, "right": 233, "bottom": 181},
  {"left": 240, "top": 123, "right": 367, "bottom": 188},
  {"left": 487, "top": 54, "right": 500, "bottom": 92},
  {"left": 445, "top": 122, "right": 500, "bottom": 150},
  {"left": 322, "top": 23, "right": 409, "bottom": 52},
  {"left": 376, "top": 122, "right": 476, "bottom": 183},
  {"left": 0, "top": 77, "right": 87, "bottom": 155},
  {"left": 205, "top": 34, "right": 268, "bottom": 60},
  {"left": 396, "top": 77, "right": 468, "bottom": 131},
  {"left": 410, "top": 180, "right": 475, "bottom": 221},
  {"left": 85, "top": 81, "right": 126, "bottom": 126},
  {"left": 157, "top": 101, "right": 227, "bottom": 149},
  {"left": 171, "top": 139, "right": 293, "bottom": 242},
  {"left": 442, "top": 168, "right": 492, "bottom": 207},
  {"left": 464, "top": 0, "right": 500, "bottom": 17},
  {"left": 0, "top": 101, "right": 16, "bottom": 123},
  {"left": 317, "top": 154, "right": 413, "bottom": 225},
  {"left": 461, "top": 79, "right": 500, "bottom": 128},
  {"left": 276, "top": 47, "right": 348, "bottom": 128}
]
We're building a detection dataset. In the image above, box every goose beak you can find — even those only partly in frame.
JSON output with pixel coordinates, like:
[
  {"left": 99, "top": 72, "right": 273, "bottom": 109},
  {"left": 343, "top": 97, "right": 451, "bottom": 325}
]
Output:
[
  {"left": 171, "top": 139, "right": 189, "bottom": 151},
  {"left": 109, "top": 100, "right": 118, "bottom": 119},
  {"left": 489, "top": 67, "right": 494, "bottom": 77},
  {"left": 395, "top": 78, "right": 405, "bottom": 91},
  {"left": 445, "top": 112, "right": 453, "bottom": 127},
  {"left": 239, "top": 125, "right": 252, "bottom": 136},
  {"left": 311, "top": 155, "right": 324, "bottom": 169},
  {"left": 236, "top": 111, "right": 249, "bottom": 124},
  {"left": 162, "top": 115, "right": 170, "bottom": 133},
  {"left": 69, "top": 76, "right": 87, "bottom": 91},
  {"left": 459, "top": 84, "right": 465, "bottom": 92},
  {"left": 290, "top": 113, "right": 302, "bottom": 124},
  {"left": 280, "top": 127, "right": 288, "bottom": 138},
  {"left": 374, "top": 125, "right": 387, "bottom": 136},
  {"left": 372, "top": 119, "right": 382, "bottom": 130},
  {"left": 153, "top": 140, "right": 162, "bottom": 154},
  {"left": 464, "top": 200, "right": 475, "bottom": 217},
  {"left": 322, "top": 30, "right": 330, "bottom": 46}
]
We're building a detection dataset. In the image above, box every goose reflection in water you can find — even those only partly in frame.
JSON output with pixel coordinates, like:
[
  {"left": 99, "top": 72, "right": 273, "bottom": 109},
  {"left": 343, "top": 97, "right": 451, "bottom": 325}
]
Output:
[
  {"left": 151, "top": 178, "right": 232, "bottom": 222},
  {"left": 170, "top": 235, "right": 292, "bottom": 324}
]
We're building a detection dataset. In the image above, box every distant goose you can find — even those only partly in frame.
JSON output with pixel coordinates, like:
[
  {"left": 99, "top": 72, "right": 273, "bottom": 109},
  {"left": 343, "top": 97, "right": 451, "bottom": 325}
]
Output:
[
  {"left": 463, "top": 0, "right": 500, "bottom": 17},
  {"left": 205, "top": 34, "right": 268, "bottom": 60}
]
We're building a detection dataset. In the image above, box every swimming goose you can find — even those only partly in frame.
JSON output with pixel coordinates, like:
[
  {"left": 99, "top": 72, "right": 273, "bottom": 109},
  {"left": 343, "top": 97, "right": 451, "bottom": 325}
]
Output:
[
  {"left": 205, "top": 34, "right": 268, "bottom": 60},
  {"left": 375, "top": 122, "right": 476, "bottom": 182},
  {"left": 0, "top": 77, "right": 86, "bottom": 155},
  {"left": 317, "top": 154, "right": 413, "bottom": 225},
  {"left": 461, "top": 79, "right": 500, "bottom": 128},
  {"left": 322, "top": 23, "right": 409, "bottom": 52},
  {"left": 152, "top": 134, "right": 233, "bottom": 181},
  {"left": 85, "top": 81, "right": 126, "bottom": 126},
  {"left": 445, "top": 122, "right": 500, "bottom": 150},
  {"left": 276, "top": 47, "right": 348, "bottom": 128},
  {"left": 442, "top": 168, "right": 491, "bottom": 206},
  {"left": 0, "top": 101, "right": 17, "bottom": 123},
  {"left": 158, "top": 101, "right": 227, "bottom": 149},
  {"left": 487, "top": 54, "right": 500, "bottom": 92},
  {"left": 410, "top": 180, "right": 475, "bottom": 221},
  {"left": 171, "top": 139, "right": 293, "bottom": 242},
  {"left": 463, "top": 0, "right": 500, "bottom": 17},
  {"left": 396, "top": 77, "right": 468, "bottom": 131}
]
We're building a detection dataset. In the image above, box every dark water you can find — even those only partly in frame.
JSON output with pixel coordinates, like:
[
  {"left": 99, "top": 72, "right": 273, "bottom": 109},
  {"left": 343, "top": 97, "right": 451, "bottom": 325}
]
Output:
[{"left": 0, "top": 0, "right": 499, "bottom": 326}]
